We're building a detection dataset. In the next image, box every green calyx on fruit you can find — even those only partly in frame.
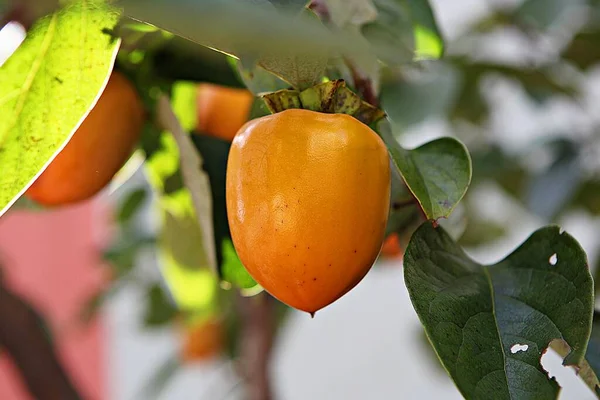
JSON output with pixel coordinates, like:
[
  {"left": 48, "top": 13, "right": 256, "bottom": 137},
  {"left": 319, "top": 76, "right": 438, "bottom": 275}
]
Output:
[{"left": 261, "top": 79, "right": 386, "bottom": 126}]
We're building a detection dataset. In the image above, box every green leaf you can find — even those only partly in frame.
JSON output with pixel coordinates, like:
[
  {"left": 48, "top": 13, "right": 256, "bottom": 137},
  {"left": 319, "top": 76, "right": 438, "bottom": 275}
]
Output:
[
  {"left": 361, "top": 0, "right": 414, "bottom": 64},
  {"left": 142, "top": 90, "right": 210, "bottom": 269},
  {"left": 190, "top": 133, "right": 260, "bottom": 291},
  {"left": 157, "top": 210, "right": 220, "bottom": 313},
  {"left": 404, "top": 223, "right": 594, "bottom": 399},
  {"left": 170, "top": 81, "right": 198, "bottom": 132},
  {"left": 322, "top": 0, "right": 378, "bottom": 27},
  {"left": 116, "top": 187, "right": 147, "bottom": 224},
  {"left": 235, "top": 58, "right": 290, "bottom": 95},
  {"left": 384, "top": 160, "right": 422, "bottom": 237},
  {"left": 119, "top": 0, "right": 404, "bottom": 80},
  {"left": 380, "top": 62, "right": 461, "bottom": 128},
  {"left": 103, "top": 235, "right": 155, "bottom": 277},
  {"left": 515, "top": 0, "right": 586, "bottom": 30},
  {"left": 221, "top": 238, "right": 260, "bottom": 290},
  {"left": 0, "top": 0, "right": 120, "bottom": 216},
  {"left": 144, "top": 283, "right": 179, "bottom": 327},
  {"left": 405, "top": 0, "right": 444, "bottom": 59},
  {"left": 550, "top": 313, "right": 600, "bottom": 397},
  {"left": 377, "top": 120, "right": 471, "bottom": 220},
  {"left": 257, "top": 8, "right": 329, "bottom": 90},
  {"left": 583, "top": 312, "right": 600, "bottom": 395}
]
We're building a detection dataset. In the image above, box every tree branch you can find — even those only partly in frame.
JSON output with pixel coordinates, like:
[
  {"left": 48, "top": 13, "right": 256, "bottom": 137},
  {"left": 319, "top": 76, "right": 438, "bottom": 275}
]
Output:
[
  {"left": 236, "top": 292, "right": 276, "bottom": 400},
  {"left": 0, "top": 278, "right": 82, "bottom": 400}
]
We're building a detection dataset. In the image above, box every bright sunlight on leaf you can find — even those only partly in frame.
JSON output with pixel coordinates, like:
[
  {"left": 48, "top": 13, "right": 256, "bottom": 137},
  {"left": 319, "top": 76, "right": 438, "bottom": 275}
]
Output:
[{"left": 0, "top": 0, "right": 120, "bottom": 216}]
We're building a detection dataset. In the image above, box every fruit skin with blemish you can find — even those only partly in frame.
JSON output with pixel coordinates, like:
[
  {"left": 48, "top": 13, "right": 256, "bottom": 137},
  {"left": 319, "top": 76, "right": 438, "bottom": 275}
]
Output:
[
  {"left": 26, "top": 71, "right": 145, "bottom": 206},
  {"left": 226, "top": 109, "right": 391, "bottom": 313}
]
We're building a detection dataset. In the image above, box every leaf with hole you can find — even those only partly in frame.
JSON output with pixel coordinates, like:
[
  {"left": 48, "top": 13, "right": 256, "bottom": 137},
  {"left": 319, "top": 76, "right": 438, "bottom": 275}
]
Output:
[
  {"left": 0, "top": 0, "right": 120, "bottom": 216},
  {"left": 404, "top": 222, "right": 594, "bottom": 399}
]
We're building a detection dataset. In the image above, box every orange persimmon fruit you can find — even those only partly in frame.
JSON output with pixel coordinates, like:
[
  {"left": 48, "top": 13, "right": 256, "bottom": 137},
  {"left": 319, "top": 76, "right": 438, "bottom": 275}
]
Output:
[
  {"left": 180, "top": 317, "right": 224, "bottom": 363},
  {"left": 381, "top": 233, "right": 403, "bottom": 259},
  {"left": 26, "top": 71, "right": 145, "bottom": 206},
  {"left": 196, "top": 83, "right": 254, "bottom": 141},
  {"left": 226, "top": 109, "right": 391, "bottom": 314}
]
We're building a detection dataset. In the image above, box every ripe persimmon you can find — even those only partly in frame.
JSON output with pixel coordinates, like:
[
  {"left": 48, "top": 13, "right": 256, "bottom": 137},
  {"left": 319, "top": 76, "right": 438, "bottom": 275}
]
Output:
[
  {"left": 26, "top": 71, "right": 145, "bottom": 206},
  {"left": 381, "top": 233, "right": 403, "bottom": 259},
  {"left": 180, "top": 317, "right": 223, "bottom": 363},
  {"left": 196, "top": 83, "right": 254, "bottom": 141},
  {"left": 226, "top": 109, "right": 391, "bottom": 313}
]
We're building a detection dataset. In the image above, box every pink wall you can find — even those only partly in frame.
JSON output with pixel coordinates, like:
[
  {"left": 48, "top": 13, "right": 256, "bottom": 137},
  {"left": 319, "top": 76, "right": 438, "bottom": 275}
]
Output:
[{"left": 0, "top": 197, "right": 111, "bottom": 400}]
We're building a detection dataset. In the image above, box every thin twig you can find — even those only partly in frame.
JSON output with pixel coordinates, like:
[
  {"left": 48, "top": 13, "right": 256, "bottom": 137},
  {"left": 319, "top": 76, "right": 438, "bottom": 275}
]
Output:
[
  {"left": 155, "top": 94, "right": 218, "bottom": 272},
  {"left": 0, "top": 277, "right": 82, "bottom": 400}
]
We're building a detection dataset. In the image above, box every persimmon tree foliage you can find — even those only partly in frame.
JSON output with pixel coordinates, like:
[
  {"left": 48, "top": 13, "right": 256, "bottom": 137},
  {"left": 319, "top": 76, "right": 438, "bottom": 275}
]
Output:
[{"left": 1, "top": 0, "right": 600, "bottom": 399}]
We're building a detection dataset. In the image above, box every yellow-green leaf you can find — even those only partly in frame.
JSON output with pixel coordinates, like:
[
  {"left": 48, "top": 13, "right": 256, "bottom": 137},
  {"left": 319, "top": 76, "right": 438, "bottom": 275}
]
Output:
[{"left": 0, "top": 0, "right": 121, "bottom": 215}]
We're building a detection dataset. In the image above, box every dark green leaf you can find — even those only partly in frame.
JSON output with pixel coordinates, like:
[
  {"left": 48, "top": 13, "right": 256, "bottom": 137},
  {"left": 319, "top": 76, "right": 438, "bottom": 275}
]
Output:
[
  {"left": 103, "top": 235, "right": 156, "bottom": 277},
  {"left": 404, "top": 223, "right": 594, "bottom": 399},
  {"left": 144, "top": 283, "right": 179, "bottom": 327},
  {"left": 377, "top": 120, "right": 472, "bottom": 220},
  {"left": 117, "top": 187, "right": 147, "bottom": 224},
  {"left": 583, "top": 312, "right": 600, "bottom": 394},
  {"left": 151, "top": 36, "right": 245, "bottom": 86},
  {"left": 0, "top": 0, "right": 120, "bottom": 216}
]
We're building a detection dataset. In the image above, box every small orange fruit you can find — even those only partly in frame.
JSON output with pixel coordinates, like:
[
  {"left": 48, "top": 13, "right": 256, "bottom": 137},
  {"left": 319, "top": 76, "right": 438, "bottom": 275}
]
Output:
[
  {"left": 381, "top": 233, "right": 403, "bottom": 259},
  {"left": 226, "top": 109, "right": 391, "bottom": 313},
  {"left": 26, "top": 71, "right": 145, "bottom": 206},
  {"left": 180, "top": 318, "right": 223, "bottom": 363},
  {"left": 196, "top": 83, "right": 254, "bottom": 141}
]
